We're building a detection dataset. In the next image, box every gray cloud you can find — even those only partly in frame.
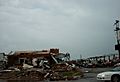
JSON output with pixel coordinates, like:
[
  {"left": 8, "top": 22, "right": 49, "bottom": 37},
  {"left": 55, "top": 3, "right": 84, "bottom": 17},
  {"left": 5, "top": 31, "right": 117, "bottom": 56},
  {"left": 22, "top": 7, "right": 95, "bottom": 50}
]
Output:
[{"left": 0, "top": 0, "right": 120, "bottom": 59}]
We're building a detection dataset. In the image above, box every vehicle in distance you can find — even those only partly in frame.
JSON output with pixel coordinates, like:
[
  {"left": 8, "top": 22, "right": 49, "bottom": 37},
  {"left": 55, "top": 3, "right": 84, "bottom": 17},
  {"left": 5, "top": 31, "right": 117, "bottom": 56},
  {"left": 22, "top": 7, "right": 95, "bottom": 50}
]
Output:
[{"left": 97, "top": 66, "right": 120, "bottom": 82}]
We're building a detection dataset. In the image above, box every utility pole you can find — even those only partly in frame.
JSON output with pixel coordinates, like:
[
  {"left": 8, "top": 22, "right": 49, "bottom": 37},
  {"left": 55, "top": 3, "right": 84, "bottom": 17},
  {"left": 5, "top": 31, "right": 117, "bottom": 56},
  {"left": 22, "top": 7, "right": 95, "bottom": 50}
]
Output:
[{"left": 114, "top": 20, "right": 120, "bottom": 59}]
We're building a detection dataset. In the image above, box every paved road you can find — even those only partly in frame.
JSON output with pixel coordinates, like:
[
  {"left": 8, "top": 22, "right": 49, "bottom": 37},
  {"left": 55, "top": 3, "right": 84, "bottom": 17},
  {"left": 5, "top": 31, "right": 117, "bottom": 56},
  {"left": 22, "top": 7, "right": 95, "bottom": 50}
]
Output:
[{"left": 74, "top": 68, "right": 111, "bottom": 82}]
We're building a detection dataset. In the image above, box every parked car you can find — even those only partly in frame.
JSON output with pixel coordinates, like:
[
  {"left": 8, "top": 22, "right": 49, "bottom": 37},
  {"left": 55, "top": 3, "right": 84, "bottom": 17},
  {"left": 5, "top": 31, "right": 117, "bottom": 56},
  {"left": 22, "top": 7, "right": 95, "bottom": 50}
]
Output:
[{"left": 97, "top": 66, "right": 120, "bottom": 82}]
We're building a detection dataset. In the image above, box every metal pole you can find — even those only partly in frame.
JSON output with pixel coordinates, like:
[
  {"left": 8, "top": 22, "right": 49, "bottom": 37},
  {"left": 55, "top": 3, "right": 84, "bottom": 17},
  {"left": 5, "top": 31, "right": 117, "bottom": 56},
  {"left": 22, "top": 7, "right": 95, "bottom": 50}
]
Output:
[{"left": 114, "top": 20, "right": 120, "bottom": 59}]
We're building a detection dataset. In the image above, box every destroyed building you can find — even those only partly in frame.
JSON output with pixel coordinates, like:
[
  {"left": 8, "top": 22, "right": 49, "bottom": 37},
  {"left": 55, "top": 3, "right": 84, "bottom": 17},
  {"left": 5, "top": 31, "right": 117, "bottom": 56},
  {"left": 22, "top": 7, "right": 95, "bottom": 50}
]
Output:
[
  {"left": 6, "top": 48, "right": 70, "bottom": 68},
  {"left": 0, "top": 49, "right": 84, "bottom": 81}
]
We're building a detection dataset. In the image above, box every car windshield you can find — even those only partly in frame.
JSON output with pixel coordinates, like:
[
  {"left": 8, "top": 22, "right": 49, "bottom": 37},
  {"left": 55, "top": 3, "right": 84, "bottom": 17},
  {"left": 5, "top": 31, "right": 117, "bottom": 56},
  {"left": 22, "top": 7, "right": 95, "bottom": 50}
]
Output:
[{"left": 110, "top": 67, "right": 120, "bottom": 71}]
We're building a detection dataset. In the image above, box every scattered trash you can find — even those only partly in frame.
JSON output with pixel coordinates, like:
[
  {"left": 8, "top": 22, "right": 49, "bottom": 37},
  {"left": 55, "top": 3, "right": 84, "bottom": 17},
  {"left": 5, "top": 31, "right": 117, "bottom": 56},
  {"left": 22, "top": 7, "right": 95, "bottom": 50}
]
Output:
[{"left": 23, "top": 64, "right": 33, "bottom": 69}]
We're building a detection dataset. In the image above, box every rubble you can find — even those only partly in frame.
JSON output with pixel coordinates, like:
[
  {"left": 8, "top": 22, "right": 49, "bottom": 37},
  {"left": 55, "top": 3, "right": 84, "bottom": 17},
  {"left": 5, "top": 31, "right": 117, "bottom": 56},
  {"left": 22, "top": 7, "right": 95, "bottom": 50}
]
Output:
[
  {"left": 0, "top": 48, "right": 83, "bottom": 81},
  {"left": 23, "top": 64, "right": 33, "bottom": 69},
  {"left": 0, "top": 64, "right": 83, "bottom": 81}
]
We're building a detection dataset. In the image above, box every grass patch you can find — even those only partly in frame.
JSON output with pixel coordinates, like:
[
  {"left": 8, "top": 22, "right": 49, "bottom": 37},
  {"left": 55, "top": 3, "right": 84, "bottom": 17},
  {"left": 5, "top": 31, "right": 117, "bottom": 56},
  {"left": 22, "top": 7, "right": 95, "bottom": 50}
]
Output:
[{"left": 62, "top": 71, "right": 82, "bottom": 77}]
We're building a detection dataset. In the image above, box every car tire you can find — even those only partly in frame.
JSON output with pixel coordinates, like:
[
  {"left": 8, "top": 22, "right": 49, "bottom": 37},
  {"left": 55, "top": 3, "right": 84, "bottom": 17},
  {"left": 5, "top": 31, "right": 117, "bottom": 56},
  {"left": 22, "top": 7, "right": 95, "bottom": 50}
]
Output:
[{"left": 111, "top": 75, "right": 120, "bottom": 82}]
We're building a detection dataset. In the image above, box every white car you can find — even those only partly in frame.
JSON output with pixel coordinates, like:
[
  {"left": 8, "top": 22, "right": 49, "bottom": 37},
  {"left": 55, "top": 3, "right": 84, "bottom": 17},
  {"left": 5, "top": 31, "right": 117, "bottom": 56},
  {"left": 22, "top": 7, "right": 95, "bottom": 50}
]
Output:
[{"left": 97, "top": 67, "right": 120, "bottom": 82}]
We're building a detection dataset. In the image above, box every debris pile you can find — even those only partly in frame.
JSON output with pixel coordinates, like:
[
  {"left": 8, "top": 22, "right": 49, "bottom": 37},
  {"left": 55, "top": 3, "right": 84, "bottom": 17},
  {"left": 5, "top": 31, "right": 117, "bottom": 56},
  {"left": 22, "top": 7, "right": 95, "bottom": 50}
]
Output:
[
  {"left": 0, "top": 63, "right": 83, "bottom": 81},
  {"left": 0, "top": 48, "right": 83, "bottom": 81}
]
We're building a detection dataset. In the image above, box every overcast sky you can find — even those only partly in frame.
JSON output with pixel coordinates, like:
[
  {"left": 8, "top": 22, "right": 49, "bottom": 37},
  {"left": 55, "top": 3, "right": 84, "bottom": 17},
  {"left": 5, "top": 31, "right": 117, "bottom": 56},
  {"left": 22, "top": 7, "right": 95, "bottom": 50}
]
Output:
[{"left": 0, "top": 0, "right": 120, "bottom": 59}]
